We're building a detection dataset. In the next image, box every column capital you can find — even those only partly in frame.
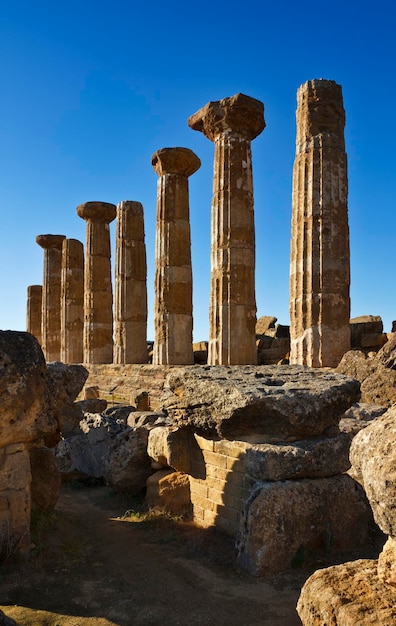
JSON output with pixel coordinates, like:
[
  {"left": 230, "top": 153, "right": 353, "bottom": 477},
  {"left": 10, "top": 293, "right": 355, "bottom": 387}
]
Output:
[
  {"left": 77, "top": 201, "right": 116, "bottom": 223},
  {"left": 151, "top": 147, "right": 201, "bottom": 177},
  {"left": 188, "top": 93, "right": 265, "bottom": 142},
  {"left": 36, "top": 234, "right": 65, "bottom": 250}
]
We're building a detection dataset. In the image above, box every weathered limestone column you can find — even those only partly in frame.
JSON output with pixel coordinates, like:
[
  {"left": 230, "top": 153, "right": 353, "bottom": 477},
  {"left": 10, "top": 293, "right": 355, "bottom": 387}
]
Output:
[
  {"left": 77, "top": 201, "right": 116, "bottom": 364},
  {"left": 114, "top": 201, "right": 148, "bottom": 364},
  {"left": 151, "top": 147, "right": 200, "bottom": 365},
  {"left": 36, "top": 234, "right": 66, "bottom": 361},
  {"left": 289, "top": 79, "right": 350, "bottom": 367},
  {"left": 188, "top": 93, "right": 265, "bottom": 365},
  {"left": 60, "top": 238, "right": 84, "bottom": 363},
  {"left": 26, "top": 285, "right": 42, "bottom": 345}
]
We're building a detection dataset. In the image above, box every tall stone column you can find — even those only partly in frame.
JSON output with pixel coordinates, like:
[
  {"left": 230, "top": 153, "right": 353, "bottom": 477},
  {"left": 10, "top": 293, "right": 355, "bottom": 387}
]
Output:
[
  {"left": 151, "top": 147, "right": 200, "bottom": 365},
  {"left": 77, "top": 201, "right": 116, "bottom": 364},
  {"left": 289, "top": 79, "right": 350, "bottom": 368},
  {"left": 26, "top": 284, "right": 42, "bottom": 345},
  {"left": 36, "top": 234, "right": 66, "bottom": 361},
  {"left": 188, "top": 93, "right": 265, "bottom": 365},
  {"left": 60, "top": 238, "right": 84, "bottom": 363},
  {"left": 114, "top": 200, "right": 148, "bottom": 364}
]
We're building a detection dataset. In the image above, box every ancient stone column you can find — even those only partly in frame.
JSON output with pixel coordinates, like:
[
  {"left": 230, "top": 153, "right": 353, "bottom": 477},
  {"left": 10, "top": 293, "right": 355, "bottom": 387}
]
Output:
[
  {"left": 188, "top": 93, "right": 265, "bottom": 365},
  {"left": 289, "top": 79, "right": 350, "bottom": 367},
  {"left": 60, "top": 238, "right": 84, "bottom": 363},
  {"left": 36, "top": 234, "right": 66, "bottom": 361},
  {"left": 26, "top": 285, "right": 42, "bottom": 345},
  {"left": 114, "top": 201, "right": 148, "bottom": 364},
  {"left": 151, "top": 147, "right": 200, "bottom": 365},
  {"left": 77, "top": 201, "right": 116, "bottom": 364}
]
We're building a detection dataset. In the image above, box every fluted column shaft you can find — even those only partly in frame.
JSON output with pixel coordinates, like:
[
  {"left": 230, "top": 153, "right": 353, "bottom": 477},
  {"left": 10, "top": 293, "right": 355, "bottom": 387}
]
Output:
[
  {"left": 36, "top": 234, "right": 65, "bottom": 361},
  {"left": 114, "top": 201, "right": 148, "bottom": 364},
  {"left": 26, "top": 285, "right": 42, "bottom": 345},
  {"left": 188, "top": 93, "right": 265, "bottom": 365},
  {"left": 60, "top": 238, "right": 84, "bottom": 363},
  {"left": 289, "top": 79, "right": 350, "bottom": 367},
  {"left": 77, "top": 201, "right": 116, "bottom": 364},
  {"left": 151, "top": 147, "right": 200, "bottom": 365}
]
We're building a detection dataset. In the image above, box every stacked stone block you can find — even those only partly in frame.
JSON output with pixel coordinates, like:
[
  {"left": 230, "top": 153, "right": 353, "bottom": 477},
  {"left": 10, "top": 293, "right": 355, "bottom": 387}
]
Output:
[
  {"left": 26, "top": 284, "right": 42, "bottom": 345},
  {"left": 350, "top": 315, "right": 388, "bottom": 352},
  {"left": 36, "top": 234, "right": 66, "bottom": 362},
  {"left": 114, "top": 200, "right": 148, "bottom": 364},
  {"left": 60, "top": 238, "right": 84, "bottom": 363},
  {"left": 77, "top": 201, "right": 116, "bottom": 364},
  {"left": 151, "top": 147, "right": 200, "bottom": 365},
  {"left": 256, "top": 316, "right": 290, "bottom": 365},
  {"left": 289, "top": 79, "right": 350, "bottom": 367},
  {"left": 158, "top": 365, "right": 371, "bottom": 574},
  {"left": 189, "top": 436, "right": 251, "bottom": 535},
  {"left": 188, "top": 93, "right": 265, "bottom": 365}
]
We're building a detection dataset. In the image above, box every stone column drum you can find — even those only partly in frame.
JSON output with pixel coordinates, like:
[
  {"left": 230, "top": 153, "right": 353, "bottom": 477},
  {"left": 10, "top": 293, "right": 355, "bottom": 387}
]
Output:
[
  {"left": 188, "top": 93, "right": 265, "bottom": 365},
  {"left": 36, "top": 234, "right": 66, "bottom": 362},
  {"left": 60, "top": 238, "right": 84, "bottom": 363},
  {"left": 289, "top": 79, "right": 350, "bottom": 367},
  {"left": 151, "top": 147, "right": 200, "bottom": 365},
  {"left": 77, "top": 201, "right": 116, "bottom": 364},
  {"left": 114, "top": 200, "right": 148, "bottom": 364},
  {"left": 26, "top": 285, "right": 42, "bottom": 345}
]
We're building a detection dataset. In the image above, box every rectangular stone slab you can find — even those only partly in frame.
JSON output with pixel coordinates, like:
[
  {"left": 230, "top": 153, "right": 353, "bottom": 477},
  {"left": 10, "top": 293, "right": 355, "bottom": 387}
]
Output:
[{"left": 161, "top": 365, "right": 360, "bottom": 441}]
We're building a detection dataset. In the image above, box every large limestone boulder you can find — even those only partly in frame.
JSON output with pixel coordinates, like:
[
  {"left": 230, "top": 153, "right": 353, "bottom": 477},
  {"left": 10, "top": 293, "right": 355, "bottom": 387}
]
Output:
[
  {"left": 297, "top": 559, "right": 396, "bottom": 625},
  {"left": 350, "top": 406, "right": 396, "bottom": 536},
  {"left": 103, "top": 427, "right": 154, "bottom": 493},
  {"left": 350, "top": 315, "right": 386, "bottom": 350},
  {"left": 245, "top": 432, "right": 351, "bottom": 481},
  {"left": 55, "top": 413, "right": 126, "bottom": 479},
  {"left": 0, "top": 331, "right": 57, "bottom": 446},
  {"left": 377, "top": 536, "right": 396, "bottom": 586},
  {"left": 236, "top": 475, "right": 370, "bottom": 575},
  {"left": 255, "top": 315, "right": 277, "bottom": 335},
  {"left": 161, "top": 365, "right": 360, "bottom": 441},
  {"left": 337, "top": 349, "right": 396, "bottom": 407},
  {"left": 145, "top": 469, "right": 191, "bottom": 516},
  {"left": 377, "top": 333, "right": 396, "bottom": 369},
  {"left": 46, "top": 362, "right": 89, "bottom": 437},
  {"left": 339, "top": 402, "right": 386, "bottom": 440},
  {"left": 147, "top": 426, "right": 192, "bottom": 473}
]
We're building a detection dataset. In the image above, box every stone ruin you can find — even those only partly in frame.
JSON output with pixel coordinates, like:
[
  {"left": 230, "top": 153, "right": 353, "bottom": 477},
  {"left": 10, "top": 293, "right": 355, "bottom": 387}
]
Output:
[
  {"left": 289, "top": 79, "right": 350, "bottom": 368},
  {"left": 26, "top": 79, "right": 369, "bottom": 370},
  {"left": 2, "top": 324, "right": 375, "bottom": 575},
  {"left": 4, "top": 80, "right": 396, "bottom": 621}
]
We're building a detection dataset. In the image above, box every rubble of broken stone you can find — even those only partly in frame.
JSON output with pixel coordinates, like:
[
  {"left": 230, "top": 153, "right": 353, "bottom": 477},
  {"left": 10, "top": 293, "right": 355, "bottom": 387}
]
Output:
[
  {"left": 1, "top": 329, "right": 389, "bottom": 584},
  {"left": 50, "top": 363, "right": 382, "bottom": 574}
]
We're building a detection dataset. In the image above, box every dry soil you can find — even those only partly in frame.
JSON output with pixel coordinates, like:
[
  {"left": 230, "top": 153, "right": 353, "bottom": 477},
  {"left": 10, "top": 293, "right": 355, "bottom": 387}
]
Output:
[{"left": 0, "top": 484, "right": 382, "bottom": 626}]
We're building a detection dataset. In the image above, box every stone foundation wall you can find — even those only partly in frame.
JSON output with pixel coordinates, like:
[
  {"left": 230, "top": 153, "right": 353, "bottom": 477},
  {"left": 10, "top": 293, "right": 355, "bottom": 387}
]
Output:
[
  {"left": 82, "top": 364, "right": 173, "bottom": 409},
  {"left": 189, "top": 435, "right": 252, "bottom": 535}
]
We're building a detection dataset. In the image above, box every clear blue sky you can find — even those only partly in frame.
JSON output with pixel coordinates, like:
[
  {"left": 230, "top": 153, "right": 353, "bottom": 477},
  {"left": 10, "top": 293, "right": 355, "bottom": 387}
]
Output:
[{"left": 0, "top": 0, "right": 395, "bottom": 341}]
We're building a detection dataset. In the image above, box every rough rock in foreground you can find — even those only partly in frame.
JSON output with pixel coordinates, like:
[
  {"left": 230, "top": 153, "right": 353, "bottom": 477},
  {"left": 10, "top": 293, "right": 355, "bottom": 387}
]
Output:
[
  {"left": 0, "top": 331, "right": 87, "bottom": 557},
  {"left": 297, "top": 559, "right": 396, "bottom": 625}
]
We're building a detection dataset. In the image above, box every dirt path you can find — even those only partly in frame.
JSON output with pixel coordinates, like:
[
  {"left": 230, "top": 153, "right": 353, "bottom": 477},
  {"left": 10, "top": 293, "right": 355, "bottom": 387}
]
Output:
[{"left": 1, "top": 484, "right": 312, "bottom": 625}]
